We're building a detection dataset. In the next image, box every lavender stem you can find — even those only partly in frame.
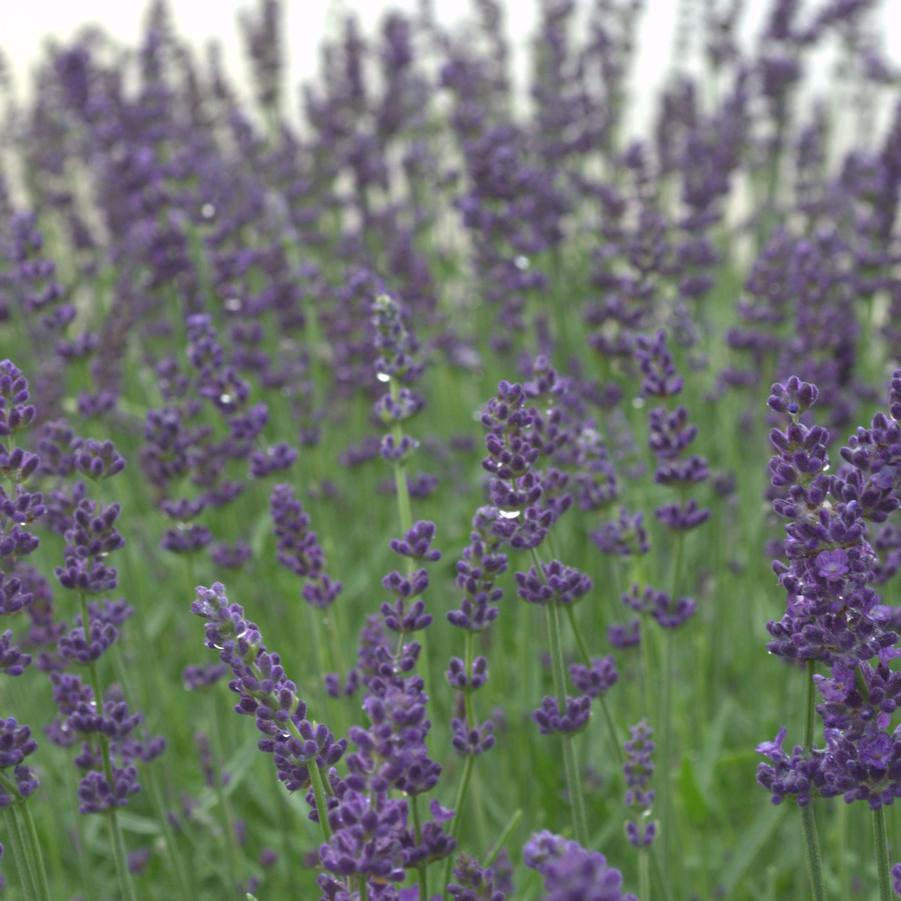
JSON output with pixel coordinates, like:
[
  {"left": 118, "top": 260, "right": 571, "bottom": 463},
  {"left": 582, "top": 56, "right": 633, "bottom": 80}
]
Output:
[
  {"left": 80, "top": 594, "right": 136, "bottom": 901},
  {"left": 801, "top": 660, "right": 825, "bottom": 901},
  {"left": 873, "top": 806, "right": 891, "bottom": 901},
  {"left": 533, "top": 546, "right": 589, "bottom": 845}
]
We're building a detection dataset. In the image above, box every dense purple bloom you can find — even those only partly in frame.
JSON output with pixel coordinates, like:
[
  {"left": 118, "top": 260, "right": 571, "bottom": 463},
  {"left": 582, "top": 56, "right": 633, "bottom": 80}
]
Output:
[
  {"left": 570, "top": 657, "right": 618, "bottom": 699},
  {"left": 192, "top": 582, "right": 346, "bottom": 793},
  {"left": 623, "top": 721, "right": 656, "bottom": 847},
  {"left": 590, "top": 507, "right": 649, "bottom": 557},
  {"left": 270, "top": 484, "right": 342, "bottom": 609},
  {"left": 448, "top": 853, "right": 507, "bottom": 900},
  {"left": 0, "top": 717, "right": 39, "bottom": 805},
  {"left": 523, "top": 831, "right": 635, "bottom": 900},
  {"left": 532, "top": 695, "right": 591, "bottom": 735},
  {"left": 448, "top": 507, "right": 508, "bottom": 632},
  {"left": 515, "top": 561, "right": 591, "bottom": 606}
]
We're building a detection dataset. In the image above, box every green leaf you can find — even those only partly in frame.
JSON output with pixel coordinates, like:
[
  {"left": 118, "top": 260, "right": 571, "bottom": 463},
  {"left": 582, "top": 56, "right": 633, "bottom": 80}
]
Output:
[
  {"left": 719, "top": 804, "right": 788, "bottom": 897},
  {"left": 679, "top": 756, "right": 709, "bottom": 827}
]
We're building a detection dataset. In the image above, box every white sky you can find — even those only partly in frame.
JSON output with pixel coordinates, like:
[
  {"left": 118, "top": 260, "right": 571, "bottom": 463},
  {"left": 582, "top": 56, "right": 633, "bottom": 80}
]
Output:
[{"left": 2, "top": 0, "right": 900, "bottom": 140}]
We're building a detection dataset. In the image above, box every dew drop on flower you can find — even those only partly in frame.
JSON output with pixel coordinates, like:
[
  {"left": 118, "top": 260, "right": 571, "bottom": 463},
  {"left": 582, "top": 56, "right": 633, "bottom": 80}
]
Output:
[
  {"left": 498, "top": 509, "right": 521, "bottom": 520},
  {"left": 514, "top": 255, "right": 530, "bottom": 270},
  {"left": 632, "top": 397, "right": 645, "bottom": 409},
  {"left": 201, "top": 203, "right": 216, "bottom": 219},
  {"left": 376, "top": 372, "right": 391, "bottom": 383},
  {"left": 225, "top": 297, "right": 242, "bottom": 312}
]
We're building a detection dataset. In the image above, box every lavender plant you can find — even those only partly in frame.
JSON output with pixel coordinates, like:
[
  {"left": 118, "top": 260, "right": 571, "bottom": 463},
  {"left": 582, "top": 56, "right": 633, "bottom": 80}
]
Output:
[{"left": 0, "top": 0, "right": 898, "bottom": 896}]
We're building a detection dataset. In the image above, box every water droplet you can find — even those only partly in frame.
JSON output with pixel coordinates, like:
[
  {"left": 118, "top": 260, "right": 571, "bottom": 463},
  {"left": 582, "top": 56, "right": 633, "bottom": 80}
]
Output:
[
  {"left": 498, "top": 509, "right": 521, "bottom": 520},
  {"left": 376, "top": 372, "right": 391, "bottom": 383},
  {"left": 514, "top": 255, "right": 530, "bottom": 270},
  {"left": 631, "top": 397, "right": 645, "bottom": 409},
  {"left": 201, "top": 203, "right": 216, "bottom": 219},
  {"left": 219, "top": 393, "right": 233, "bottom": 405},
  {"left": 225, "top": 297, "right": 242, "bottom": 312}
]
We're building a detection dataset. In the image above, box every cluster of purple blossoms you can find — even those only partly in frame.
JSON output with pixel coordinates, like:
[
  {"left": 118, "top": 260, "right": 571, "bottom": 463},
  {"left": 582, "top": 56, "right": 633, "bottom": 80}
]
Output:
[
  {"left": 191, "top": 582, "right": 346, "bottom": 795},
  {"left": 270, "top": 483, "right": 342, "bottom": 608},
  {"left": 47, "top": 414, "right": 161, "bottom": 812},
  {"left": 317, "top": 524, "right": 454, "bottom": 897},
  {"left": 0, "top": 718, "right": 39, "bottom": 807},
  {"left": 758, "top": 373, "right": 901, "bottom": 809},
  {"left": 0, "top": 361, "right": 43, "bottom": 687},
  {"left": 447, "top": 852, "right": 510, "bottom": 900},
  {"left": 372, "top": 293, "right": 432, "bottom": 502},
  {"left": 523, "top": 831, "right": 636, "bottom": 900},
  {"left": 623, "top": 720, "right": 657, "bottom": 847},
  {"left": 445, "top": 507, "right": 507, "bottom": 772},
  {"left": 636, "top": 329, "right": 710, "bottom": 532}
]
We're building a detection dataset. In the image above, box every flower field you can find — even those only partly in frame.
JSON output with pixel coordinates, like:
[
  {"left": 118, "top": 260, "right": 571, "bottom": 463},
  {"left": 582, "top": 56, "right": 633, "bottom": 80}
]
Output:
[{"left": 0, "top": 0, "right": 899, "bottom": 898}]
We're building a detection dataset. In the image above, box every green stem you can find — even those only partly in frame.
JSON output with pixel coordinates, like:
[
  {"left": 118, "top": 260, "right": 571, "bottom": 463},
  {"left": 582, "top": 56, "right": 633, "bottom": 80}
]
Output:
[
  {"left": 147, "top": 770, "right": 194, "bottom": 900},
  {"left": 441, "top": 754, "right": 475, "bottom": 900},
  {"left": 485, "top": 808, "right": 523, "bottom": 866},
  {"left": 308, "top": 762, "right": 332, "bottom": 844},
  {"left": 410, "top": 794, "right": 429, "bottom": 899},
  {"left": 17, "top": 802, "right": 50, "bottom": 901},
  {"left": 80, "top": 594, "right": 137, "bottom": 901},
  {"left": 563, "top": 604, "right": 623, "bottom": 769},
  {"left": 359, "top": 875, "right": 369, "bottom": 901},
  {"left": 801, "top": 660, "right": 825, "bottom": 901},
  {"left": 532, "top": 547, "right": 588, "bottom": 845},
  {"left": 800, "top": 806, "right": 826, "bottom": 901},
  {"left": 210, "top": 698, "right": 243, "bottom": 895},
  {"left": 639, "top": 849, "right": 651, "bottom": 901},
  {"left": 389, "top": 378, "right": 431, "bottom": 700},
  {"left": 109, "top": 809, "right": 138, "bottom": 901},
  {"left": 2, "top": 802, "right": 37, "bottom": 900},
  {"left": 874, "top": 806, "right": 892, "bottom": 901}
]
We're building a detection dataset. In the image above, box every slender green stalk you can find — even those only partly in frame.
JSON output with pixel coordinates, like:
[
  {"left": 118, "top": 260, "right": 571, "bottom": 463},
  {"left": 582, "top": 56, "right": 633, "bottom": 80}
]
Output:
[
  {"left": 800, "top": 806, "right": 826, "bottom": 901},
  {"left": 563, "top": 604, "right": 624, "bottom": 769},
  {"left": 2, "top": 807, "right": 31, "bottom": 898},
  {"left": 210, "top": 697, "right": 243, "bottom": 895},
  {"left": 109, "top": 809, "right": 138, "bottom": 901},
  {"left": 146, "top": 770, "right": 194, "bottom": 900},
  {"left": 359, "top": 875, "right": 369, "bottom": 901},
  {"left": 388, "top": 376, "right": 431, "bottom": 696},
  {"left": 800, "top": 660, "right": 825, "bottom": 901},
  {"left": 532, "top": 546, "right": 589, "bottom": 845},
  {"left": 308, "top": 762, "right": 333, "bottom": 843},
  {"left": 639, "top": 849, "right": 651, "bottom": 901},
  {"left": 410, "top": 794, "right": 429, "bottom": 899},
  {"left": 79, "top": 594, "right": 137, "bottom": 901},
  {"left": 441, "top": 755, "right": 475, "bottom": 900},
  {"left": 659, "top": 526, "right": 685, "bottom": 883},
  {"left": 17, "top": 802, "right": 50, "bottom": 901},
  {"left": 874, "top": 806, "right": 892, "bottom": 901},
  {"left": 485, "top": 808, "right": 523, "bottom": 866}
]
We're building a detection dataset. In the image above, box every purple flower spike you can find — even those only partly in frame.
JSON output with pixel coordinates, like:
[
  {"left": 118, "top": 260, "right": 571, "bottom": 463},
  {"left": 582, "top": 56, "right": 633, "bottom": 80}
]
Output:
[
  {"left": 389, "top": 520, "right": 442, "bottom": 562},
  {"left": 191, "top": 582, "right": 345, "bottom": 792},
  {"left": 0, "top": 361, "right": 37, "bottom": 436},
  {"left": 570, "top": 656, "right": 618, "bottom": 699},
  {"left": 524, "top": 831, "right": 635, "bottom": 900},
  {"left": 0, "top": 717, "right": 39, "bottom": 806},
  {"left": 624, "top": 720, "right": 656, "bottom": 847},
  {"left": 515, "top": 561, "right": 592, "bottom": 606},
  {"left": 532, "top": 695, "right": 591, "bottom": 735}
]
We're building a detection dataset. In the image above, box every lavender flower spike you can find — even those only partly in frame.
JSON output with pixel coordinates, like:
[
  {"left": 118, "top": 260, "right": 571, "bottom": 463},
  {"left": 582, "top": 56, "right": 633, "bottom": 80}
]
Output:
[
  {"left": 524, "top": 831, "right": 636, "bottom": 900},
  {"left": 191, "top": 583, "right": 346, "bottom": 797}
]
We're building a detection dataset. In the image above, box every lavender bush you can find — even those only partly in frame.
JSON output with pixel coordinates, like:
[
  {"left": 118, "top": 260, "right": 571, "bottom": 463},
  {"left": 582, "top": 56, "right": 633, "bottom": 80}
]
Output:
[{"left": 0, "top": 0, "right": 899, "bottom": 897}]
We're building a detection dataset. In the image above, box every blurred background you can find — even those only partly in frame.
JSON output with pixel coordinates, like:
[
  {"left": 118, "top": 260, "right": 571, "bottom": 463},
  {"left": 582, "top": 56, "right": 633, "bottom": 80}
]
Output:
[{"left": 4, "top": 0, "right": 901, "bottom": 140}]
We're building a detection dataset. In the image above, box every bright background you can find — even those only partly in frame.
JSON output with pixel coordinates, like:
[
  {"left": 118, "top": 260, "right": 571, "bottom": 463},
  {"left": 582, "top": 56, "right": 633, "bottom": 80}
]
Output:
[{"left": 3, "top": 0, "right": 901, "bottom": 139}]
